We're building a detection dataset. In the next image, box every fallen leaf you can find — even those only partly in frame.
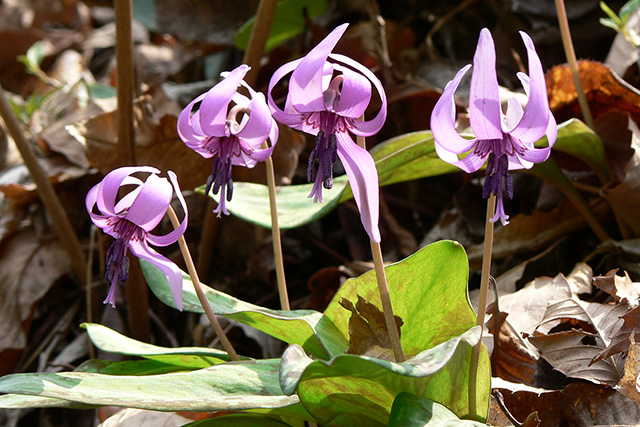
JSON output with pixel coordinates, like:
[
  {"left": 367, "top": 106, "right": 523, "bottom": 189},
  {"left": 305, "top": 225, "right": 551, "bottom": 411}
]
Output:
[
  {"left": 0, "top": 229, "right": 71, "bottom": 374},
  {"left": 593, "top": 305, "right": 640, "bottom": 363},
  {"left": 593, "top": 269, "right": 640, "bottom": 308},
  {"left": 617, "top": 334, "right": 640, "bottom": 405},
  {"left": 340, "top": 295, "right": 403, "bottom": 360},
  {"left": 529, "top": 329, "right": 620, "bottom": 386},
  {"left": 546, "top": 61, "right": 640, "bottom": 125}
]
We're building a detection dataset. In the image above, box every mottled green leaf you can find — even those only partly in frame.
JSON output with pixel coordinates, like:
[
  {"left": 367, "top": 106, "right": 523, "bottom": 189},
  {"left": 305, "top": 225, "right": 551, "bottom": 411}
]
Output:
[{"left": 388, "top": 392, "right": 486, "bottom": 427}]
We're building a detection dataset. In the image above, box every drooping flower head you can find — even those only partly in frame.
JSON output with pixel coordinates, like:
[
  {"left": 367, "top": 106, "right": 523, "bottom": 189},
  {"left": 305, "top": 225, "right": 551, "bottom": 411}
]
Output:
[
  {"left": 431, "top": 28, "right": 557, "bottom": 225},
  {"left": 86, "top": 167, "right": 188, "bottom": 310},
  {"left": 267, "top": 24, "right": 387, "bottom": 243},
  {"left": 178, "top": 64, "right": 278, "bottom": 217}
]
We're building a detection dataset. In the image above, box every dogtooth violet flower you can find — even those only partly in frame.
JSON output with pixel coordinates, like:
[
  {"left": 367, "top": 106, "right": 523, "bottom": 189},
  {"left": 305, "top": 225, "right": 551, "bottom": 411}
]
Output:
[
  {"left": 431, "top": 28, "right": 557, "bottom": 225},
  {"left": 86, "top": 167, "right": 188, "bottom": 310},
  {"left": 267, "top": 23, "right": 387, "bottom": 243},
  {"left": 178, "top": 64, "right": 278, "bottom": 217}
]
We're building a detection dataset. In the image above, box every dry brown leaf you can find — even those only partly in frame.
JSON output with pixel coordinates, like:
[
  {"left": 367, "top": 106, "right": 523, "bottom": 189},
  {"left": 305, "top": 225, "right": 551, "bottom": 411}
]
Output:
[
  {"left": 546, "top": 61, "right": 640, "bottom": 125},
  {"left": 529, "top": 330, "right": 620, "bottom": 386},
  {"left": 593, "top": 305, "right": 640, "bottom": 363},
  {"left": 593, "top": 268, "right": 640, "bottom": 308},
  {"left": 617, "top": 334, "right": 640, "bottom": 405},
  {"left": 0, "top": 229, "right": 71, "bottom": 374},
  {"left": 340, "top": 295, "right": 403, "bottom": 361},
  {"left": 68, "top": 91, "right": 210, "bottom": 191},
  {"left": 602, "top": 148, "right": 640, "bottom": 237}
]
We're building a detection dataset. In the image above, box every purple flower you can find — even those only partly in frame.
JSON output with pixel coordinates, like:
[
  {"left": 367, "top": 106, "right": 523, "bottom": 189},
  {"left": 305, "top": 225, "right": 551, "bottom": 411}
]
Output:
[
  {"left": 86, "top": 167, "right": 188, "bottom": 310},
  {"left": 267, "top": 23, "right": 387, "bottom": 243},
  {"left": 178, "top": 64, "right": 278, "bottom": 217},
  {"left": 431, "top": 28, "right": 557, "bottom": 225}
]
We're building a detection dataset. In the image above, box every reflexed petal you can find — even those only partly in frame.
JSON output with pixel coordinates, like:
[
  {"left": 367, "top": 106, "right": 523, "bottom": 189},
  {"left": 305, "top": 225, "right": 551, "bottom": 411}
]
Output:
[
  {"left": 130, "top": 240, "right": 184, "bottom": 311},
  {"left": 289, "top": 24, "right": 348, "bottom": 112},
  {"left": 333, "top": 53, "right": 387, "bottom": 136},
  {"left": 236, "top": 138, "right": 274, "bottom": 163},
  {"left": 200, "top": 65, "right": 250, "bottom": 136},
  {"left": 177, "top": 94, "right": 206, "bottom": 143},
  {"left": 431, "top": 64, "right": 479, "bottom": 153},
  {"left": 454, "top": 149, "right": 489, "bottom": 173},
  {"left": 503, "top": 97, "right": 524, "bottom": 133},
  {"left": 96, "top": 167, "right": 159, "bottom": 216},
  {"left": 336, "top": 133, "right": 380, "bottom": 242},
  {"left": 332, "top": 64, "right": 371, "bottom": 119},
  {"left": 147, "top": 171, "right": 189, "bottom": 247},
  {"left": 508, "top": 31, "right": 551, "bottom": 144},
  {"left": 469, "top": 28, "right": 503, "bottom": 140},
  {"left": 85, "top": 185, "right": 111, "bottom": 227},
  {"left": 125, "top": 174, "right": 172, "bottom": 231},
  {"left": 267, "top": 58, "right": 306, "bottom": 126},
  {"left": 235, "top": 92, "right": 275, "bottom": 147}
]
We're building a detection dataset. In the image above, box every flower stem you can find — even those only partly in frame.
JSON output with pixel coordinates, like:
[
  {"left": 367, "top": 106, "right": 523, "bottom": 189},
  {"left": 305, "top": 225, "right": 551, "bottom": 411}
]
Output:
[
  {"left": 371, "top": 240, "right": 405, "bottom": 362},
  {"left": 554, "top": 0, "right": 594, "bottom": 130},
  {"left": 167, "top": 206, "right": 240, "bottom": 361},
  {"left": 265, "top": 152, "right": 290, "bottom": 310},
  {"left": 469, "top": 193, "right": 496, "bottom": 418},
  {"left": 356, "top": 130, "right": 404, "bottom": 362}
]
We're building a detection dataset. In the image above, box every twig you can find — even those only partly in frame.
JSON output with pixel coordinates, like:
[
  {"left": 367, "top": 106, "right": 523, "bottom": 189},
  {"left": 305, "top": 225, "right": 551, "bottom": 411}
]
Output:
[
  {"left": 469, "top": 194, "right": 496, "bottom": 418},
  {"left": 554, "top": 0, "right": 595, "bottom": 129},
  {"left": 167, "top": 206, "right": 240, "bottom": 361},
  {"left": 0, "top": 84, "right": 87, "bottom": 281}
]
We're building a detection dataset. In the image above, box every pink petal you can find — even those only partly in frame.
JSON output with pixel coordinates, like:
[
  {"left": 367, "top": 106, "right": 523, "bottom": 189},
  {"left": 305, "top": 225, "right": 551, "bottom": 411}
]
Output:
[
  {"left": 147, "top": 171, "right": 189, "bottom": 247},
  {"left": 199, "top": 65, "right": 250, "bottom": 136},
  {"left": 177, "top": 94, "right": 206, "bottom": 143},
  {"left": 124, "top": 174, "right": 172, "bottom": 231},
  {"left": 508, "top": 31, "right": 550, "bottom": 144},
  {"left": 336, "top": 133, "right": 381, "bottom": 242},
  {"left": 469, "top": 28, "right": 503, "bottom": 140},
  {"left": 267, "top": 58, "right": 306, "bottom": 127},
  {"left": 85, "top": 185, "right": 111, "bottom": 227},
  {"left": 332, "top": 53, "right": 387, "bottom": 136},
  {"left": 289, "top": 24, "right": 348, "bottom": 113},
  {"left": 130, "top": 240, "right": 184, "bottom": 311},
  {"left": 96, "top": 167, "right": 160, "bottom": 217},
  {"left": 332, "top": 64, "right": 371, "bottom": 119},
  {"left": 235, "top": 92, "right": 276, "bottom": 147},
  {"left": 431, "top": 64, "right": 479, "bottom": 154}
]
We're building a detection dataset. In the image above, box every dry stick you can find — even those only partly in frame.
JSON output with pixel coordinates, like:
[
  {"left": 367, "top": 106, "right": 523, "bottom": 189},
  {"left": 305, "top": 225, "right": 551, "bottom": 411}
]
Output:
[
  {"left": 554, "top": 0, "right": 594, "bottom": 130},
  {"left": 356, "top": 131, "right": 404, "bottom": 363},
  {"left": 0, "top": 84, "right": 87, "bottom": 281},
  {"left": 115, "top": 0, "right": 151, "bottom": 341},
  {"left": 167, "top": 206, "right": 240, "bottom": 361},
  {"left": 468, "top": 194, "right": 496, "bottom": 419}
]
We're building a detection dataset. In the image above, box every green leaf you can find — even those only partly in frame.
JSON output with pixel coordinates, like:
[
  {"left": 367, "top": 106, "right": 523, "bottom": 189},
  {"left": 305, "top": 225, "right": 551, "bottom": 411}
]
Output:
[
  {"left": 88, "top": 83, "right": 117, "bottom": 99},
  {"left": 0, "top": 359, "right": 299, "bottom": 412},
  {"left": 141, "top": 260, "right": 348, "bottom": 359},
  {"left": 388, "top": 393, "right": 486, "bottom": 427},
  {"left": 75, "top": 358, "right": 196, "bottom": 375},
  {"left": 82, "top": 323, "right": 234, "bottom": 368},
  {"left": 539, "top": 118, "right": 610, "bottom": 184},
  {"left": 322, "top": 241, "right": 477, "bottom": 355},
  {"left": 0, "top": 394, "right": 93, "bottom": 409},
  {"left": 235, "top": 0, "right": 328, "bottom": 52},
  {"left": 279, "top": 327, "right": 488, "bottom": 426}
]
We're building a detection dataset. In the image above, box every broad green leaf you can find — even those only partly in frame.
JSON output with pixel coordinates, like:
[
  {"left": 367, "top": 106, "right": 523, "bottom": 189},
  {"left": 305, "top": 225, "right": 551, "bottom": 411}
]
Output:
[
  {"left": 538, "top": 119, "right": 610, "bottom": 184},
  {"left": 0, "top": 359, "right": 298, "bottom": 412},
  {"left": 187, "top": 413, "right": 296, "bottom": 426},
  {"left": 322, "top": 241, "right": 477, "bottom": 354},
  {"left": 141, "top": 260, "right": 348, "bottom": 359},
  {"left": 235, "top": 0, "right": 328, "bottom": 52},
  {"left": 388, "top": 393, "right": 486, "bottom": 427},
  {"left": 82, "top": 323, "right": 234, "bottom": 368},
  {"left": 279, "top": 327, "right": 488, "bottom": 426},
  {"left": 75, "top": 358, "right": 196, "bottom": 375}
]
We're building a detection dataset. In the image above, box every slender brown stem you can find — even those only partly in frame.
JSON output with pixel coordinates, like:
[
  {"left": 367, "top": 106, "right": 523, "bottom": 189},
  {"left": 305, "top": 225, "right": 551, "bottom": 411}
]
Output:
[
  {"left": 0, "top": 84, "right": 87, "bottom": 281},
  {"left": 167, "top": 206, "right": 240, "bottom": 361},
  {"left": 115, "top": 0, "right": 136, "bottom": 165},
  {"left": 356, "top": 128, "right": 404, "bottom": 362},
  {"left": 554, "top": 0, "right": 594, "bottom": 129},
  {"left": 468, "top": 194, "right": 496, "bottom": 418}
]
